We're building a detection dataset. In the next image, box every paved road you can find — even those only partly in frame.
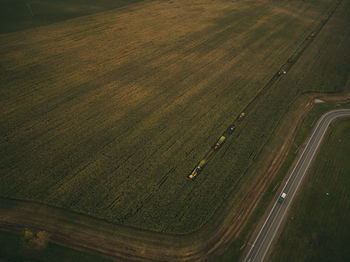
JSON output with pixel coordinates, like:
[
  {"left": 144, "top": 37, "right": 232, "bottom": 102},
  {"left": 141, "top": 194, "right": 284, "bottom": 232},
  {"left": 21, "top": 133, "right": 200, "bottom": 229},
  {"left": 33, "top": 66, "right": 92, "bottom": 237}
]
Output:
[{"left": 244, "top": 109, "right": 350, "bottom": 262}]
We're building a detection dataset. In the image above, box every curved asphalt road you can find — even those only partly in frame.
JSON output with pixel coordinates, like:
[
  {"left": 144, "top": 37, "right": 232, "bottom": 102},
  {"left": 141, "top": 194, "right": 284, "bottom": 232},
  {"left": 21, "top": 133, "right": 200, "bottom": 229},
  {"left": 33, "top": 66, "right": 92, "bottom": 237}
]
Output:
[{"left": 244, "top": 109, "right": 350, "bottom": 262}]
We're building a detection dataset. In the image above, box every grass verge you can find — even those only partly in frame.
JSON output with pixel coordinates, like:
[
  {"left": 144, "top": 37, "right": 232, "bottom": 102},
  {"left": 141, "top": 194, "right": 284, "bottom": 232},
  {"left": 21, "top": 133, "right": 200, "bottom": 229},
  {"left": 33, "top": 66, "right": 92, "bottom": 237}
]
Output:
[
  {"left": 217, "top": 100, "right": 350, "bottom": 261},
  {"left": 269, "top": 118, "right": 350, "bottom": 262}
]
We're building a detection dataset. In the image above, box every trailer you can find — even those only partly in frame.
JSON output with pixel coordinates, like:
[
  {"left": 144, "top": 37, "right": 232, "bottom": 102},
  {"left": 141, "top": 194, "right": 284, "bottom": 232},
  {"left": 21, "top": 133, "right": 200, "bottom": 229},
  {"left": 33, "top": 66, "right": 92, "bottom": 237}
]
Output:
[{"left": 214, "top": 136, "right": 226, "bottom": 150}]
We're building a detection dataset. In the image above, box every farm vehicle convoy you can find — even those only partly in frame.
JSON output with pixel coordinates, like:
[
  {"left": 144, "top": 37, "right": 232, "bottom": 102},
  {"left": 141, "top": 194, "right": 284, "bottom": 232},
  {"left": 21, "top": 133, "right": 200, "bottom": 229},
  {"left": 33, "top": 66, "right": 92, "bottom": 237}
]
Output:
[
  {"left": 187, "top": 66, "right": 290, "bottom": 181},
  {"left": 187, "top": 111, "right": 292, "bottom": 207},
  {"left": 188, "top": 112, "right": 245, "bottom": 180}
]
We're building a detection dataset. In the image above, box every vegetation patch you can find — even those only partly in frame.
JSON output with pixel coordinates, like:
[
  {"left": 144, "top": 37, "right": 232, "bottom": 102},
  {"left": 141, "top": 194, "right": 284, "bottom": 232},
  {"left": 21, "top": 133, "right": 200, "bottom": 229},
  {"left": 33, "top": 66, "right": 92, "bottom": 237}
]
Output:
[{"left": 269, "top": 119, "right": 350, "bottom": 262}]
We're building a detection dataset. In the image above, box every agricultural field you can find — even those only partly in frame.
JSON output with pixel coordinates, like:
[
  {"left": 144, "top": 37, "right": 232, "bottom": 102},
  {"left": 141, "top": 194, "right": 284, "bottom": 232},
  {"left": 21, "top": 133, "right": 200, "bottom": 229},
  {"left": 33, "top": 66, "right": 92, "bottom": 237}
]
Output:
[
  {"left": 269, "top": 119, "right": 350, "bottom": 262},
  {"left": 1, "top": 0, "right": 350, "bottom": 236},
  {"left": 0, "top": 0, "right": 144, "bottom": 34}
]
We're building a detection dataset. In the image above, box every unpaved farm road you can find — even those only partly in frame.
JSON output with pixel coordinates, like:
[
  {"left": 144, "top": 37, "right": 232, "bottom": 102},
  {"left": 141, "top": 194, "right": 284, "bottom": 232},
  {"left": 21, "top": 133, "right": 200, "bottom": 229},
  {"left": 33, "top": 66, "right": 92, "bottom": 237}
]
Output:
[
  {"left": 243, "top": 109, "right": 350, "bottom": 262},
  {"left": 0, "top": 196, "right": 214, "bottom": 261}
]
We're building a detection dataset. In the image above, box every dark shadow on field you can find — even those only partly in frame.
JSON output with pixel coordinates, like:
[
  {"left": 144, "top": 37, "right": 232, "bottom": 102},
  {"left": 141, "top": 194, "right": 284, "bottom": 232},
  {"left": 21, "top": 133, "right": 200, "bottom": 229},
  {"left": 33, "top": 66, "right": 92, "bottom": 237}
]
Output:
[{"left": 0, "top": 0, "right": 145, "bottom": 34}]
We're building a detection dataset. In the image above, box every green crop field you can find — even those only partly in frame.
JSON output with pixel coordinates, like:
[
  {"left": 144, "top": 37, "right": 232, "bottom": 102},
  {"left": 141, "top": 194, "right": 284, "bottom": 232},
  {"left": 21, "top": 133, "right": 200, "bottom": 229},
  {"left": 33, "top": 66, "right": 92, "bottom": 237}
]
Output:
[
  {"left": 269, "top": 119, "right": 350, "bottom": 262},
  {"left": 1, "top": 0, "right": 350, "bottom": 235}
]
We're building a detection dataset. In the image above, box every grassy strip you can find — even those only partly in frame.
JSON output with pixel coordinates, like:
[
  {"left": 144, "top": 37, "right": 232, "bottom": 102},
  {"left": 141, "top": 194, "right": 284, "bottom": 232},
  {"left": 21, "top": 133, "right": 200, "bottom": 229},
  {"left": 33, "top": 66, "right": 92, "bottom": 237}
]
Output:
[
  {"left": 0, "top": 230, "right": 111, "bottom": 262},
  {"left": 217, "top": 101, "right": 350, "bottom": 261},
  {"left": 269, "top": 118, "right": 350, "bottom": 262}
]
